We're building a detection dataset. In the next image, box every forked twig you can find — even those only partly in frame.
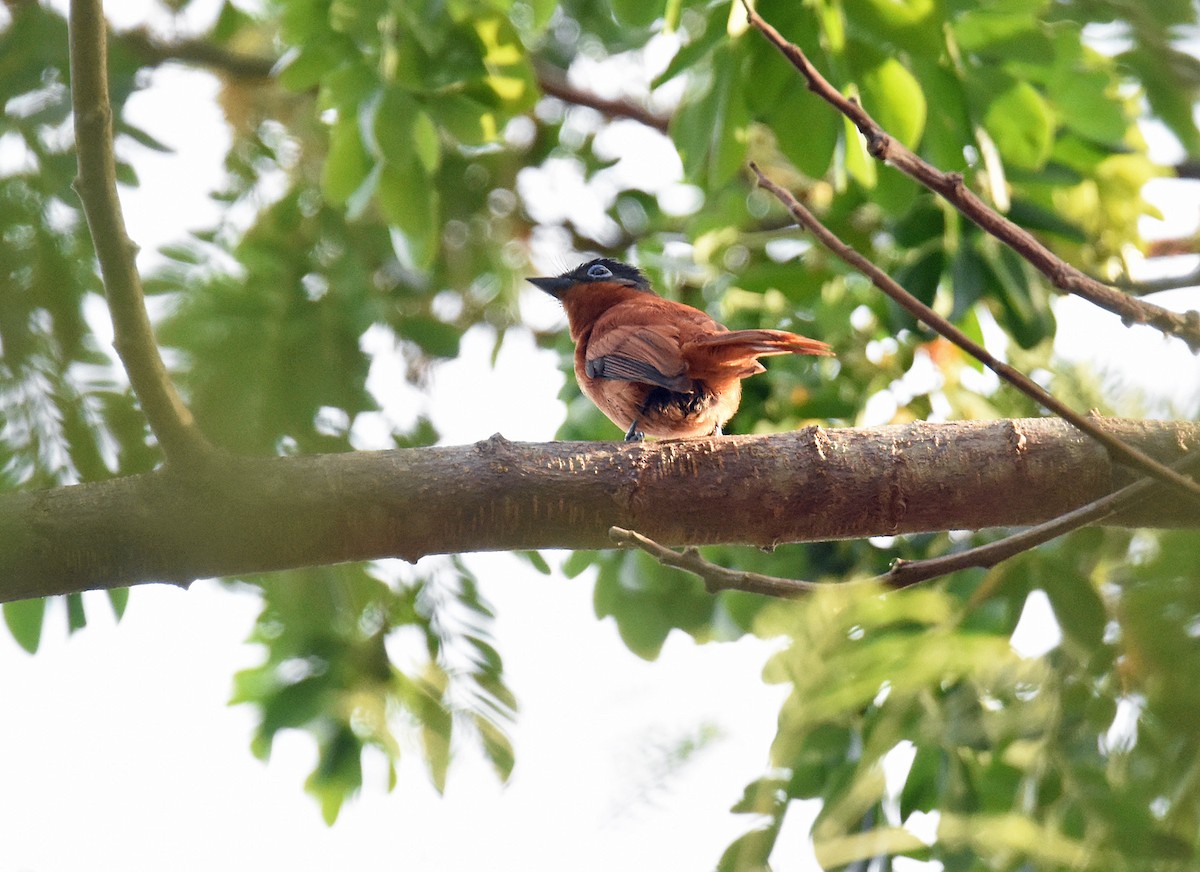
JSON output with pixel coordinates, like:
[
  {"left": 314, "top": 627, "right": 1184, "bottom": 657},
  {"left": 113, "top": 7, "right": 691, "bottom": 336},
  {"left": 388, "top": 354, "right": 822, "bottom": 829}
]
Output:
[{"left": 740, "top": 0, "right": 1200, "bottom": 352}]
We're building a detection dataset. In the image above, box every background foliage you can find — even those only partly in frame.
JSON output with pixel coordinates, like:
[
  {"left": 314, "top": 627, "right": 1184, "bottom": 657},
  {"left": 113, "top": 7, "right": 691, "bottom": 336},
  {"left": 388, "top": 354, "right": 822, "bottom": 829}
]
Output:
[{"left": 2, "top": 0, "right": 1199, "bottom": 866}]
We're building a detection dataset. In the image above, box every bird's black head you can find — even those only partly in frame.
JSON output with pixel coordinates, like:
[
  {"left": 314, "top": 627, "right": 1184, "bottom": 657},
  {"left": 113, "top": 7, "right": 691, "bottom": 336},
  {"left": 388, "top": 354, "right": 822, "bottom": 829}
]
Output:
[{"left": 528, "top": 258, "right": 652, "bottom": 299}]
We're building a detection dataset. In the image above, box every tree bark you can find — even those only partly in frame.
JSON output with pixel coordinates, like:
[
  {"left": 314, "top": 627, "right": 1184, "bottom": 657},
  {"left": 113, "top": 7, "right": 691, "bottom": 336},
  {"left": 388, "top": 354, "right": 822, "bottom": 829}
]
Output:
[{"left": 1, "top": 417, "right": 1197, "bottom": 603}]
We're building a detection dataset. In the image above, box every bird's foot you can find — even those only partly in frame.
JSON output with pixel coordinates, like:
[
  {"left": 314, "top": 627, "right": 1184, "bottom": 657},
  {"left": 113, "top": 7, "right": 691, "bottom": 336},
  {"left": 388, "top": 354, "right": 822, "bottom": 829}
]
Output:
[
  {"left": 711, "top": 424, "right": 723, "bottom": 437},
  {"left": 624, "top": 420, "right": 645, "bottom": 442}
]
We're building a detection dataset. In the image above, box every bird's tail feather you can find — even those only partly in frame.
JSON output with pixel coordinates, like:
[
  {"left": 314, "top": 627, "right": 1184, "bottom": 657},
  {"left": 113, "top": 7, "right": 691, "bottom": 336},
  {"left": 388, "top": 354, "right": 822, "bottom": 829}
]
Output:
[{"left": 691, "top": 328, "right": 834, "bottom": 359}]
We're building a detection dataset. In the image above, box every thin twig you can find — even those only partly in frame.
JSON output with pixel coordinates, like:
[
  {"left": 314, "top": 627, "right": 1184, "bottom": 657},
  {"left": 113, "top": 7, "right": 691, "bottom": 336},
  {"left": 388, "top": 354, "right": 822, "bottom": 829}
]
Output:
[
  {"left": 69, "top": 0, "right": 211, "bottom": 465},
  {"left": 608, "top": 527, "right": 819, "bottom": 597},
  {"left": 535, "top": 64, "right": 670, "bottom": 133},
  {"left": 116, "top": 28, "right": 275, "bottom": 79},
  {"left": 741, "top": 1, "right": 1200, "bottom": 352},
  {"left": 749, "top": 162, "right": 1200, "bottom": 501},
  {"left": 1110, "top": 266, "right": 1200, "bottom": 297}
]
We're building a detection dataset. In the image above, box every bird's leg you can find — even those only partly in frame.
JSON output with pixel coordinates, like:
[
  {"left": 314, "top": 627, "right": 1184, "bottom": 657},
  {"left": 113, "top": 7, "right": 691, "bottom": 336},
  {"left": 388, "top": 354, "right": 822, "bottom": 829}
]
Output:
[
  {"left": 624, "top": 419, "right": 645, "bottom": 442},
  {"left": 711, "top": 424, "right": 723, "bottom": 436}
]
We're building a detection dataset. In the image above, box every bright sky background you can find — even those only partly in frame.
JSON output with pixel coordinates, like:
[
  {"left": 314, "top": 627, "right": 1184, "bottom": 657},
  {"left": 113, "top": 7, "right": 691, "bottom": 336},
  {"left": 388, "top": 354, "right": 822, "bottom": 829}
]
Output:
[{"left": 2, "top": 3, "right": 1198, "bottom": 871}]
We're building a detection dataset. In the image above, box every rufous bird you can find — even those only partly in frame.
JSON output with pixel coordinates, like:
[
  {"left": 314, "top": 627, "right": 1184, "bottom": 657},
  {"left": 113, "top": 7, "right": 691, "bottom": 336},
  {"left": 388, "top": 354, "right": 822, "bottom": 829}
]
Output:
[{"left": 529, "top": 258, "right": 833, "bottom": 441}]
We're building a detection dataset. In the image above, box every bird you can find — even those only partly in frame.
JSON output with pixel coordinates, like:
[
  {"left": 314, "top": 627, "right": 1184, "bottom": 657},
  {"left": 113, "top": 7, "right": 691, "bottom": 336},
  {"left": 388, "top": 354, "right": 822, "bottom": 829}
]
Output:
[{"left": 529, "top": 258, "right": 833, "bottom": 441}]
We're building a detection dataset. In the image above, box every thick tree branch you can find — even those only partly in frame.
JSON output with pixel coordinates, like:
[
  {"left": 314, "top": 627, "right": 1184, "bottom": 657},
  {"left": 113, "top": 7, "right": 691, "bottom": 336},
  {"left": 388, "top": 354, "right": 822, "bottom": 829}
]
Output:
[
  {"left": 750, "top": 164, "right": 1200, "bottom": 502},
  {"left": 69, "top": 0, "right": 211, "bottom": 465},
  {"left": 1, "top": 419, "right": 1197, "bottom": 603},
  {"left": 884, "top": 444, "right": 1200, "bottom": 588},
  {"left": 741, "top": 1, "right": 1200, "bottom": 352},
  {"left": 614, "top": 434, "right": 1200, "bottom": 599}
]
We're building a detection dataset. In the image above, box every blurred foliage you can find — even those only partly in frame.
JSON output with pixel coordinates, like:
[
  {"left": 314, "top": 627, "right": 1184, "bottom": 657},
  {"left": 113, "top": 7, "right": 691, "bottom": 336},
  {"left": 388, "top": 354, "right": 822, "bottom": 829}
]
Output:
[{"left": 2, "top": 0, "right": 1199, "bottom": 864}]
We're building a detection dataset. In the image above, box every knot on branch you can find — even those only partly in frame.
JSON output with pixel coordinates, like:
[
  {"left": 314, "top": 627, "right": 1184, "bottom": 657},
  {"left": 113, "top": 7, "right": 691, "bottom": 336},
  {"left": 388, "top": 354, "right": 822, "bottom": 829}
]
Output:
[
  {"left": 476, "top": 432, "right": 513, "bottom": 454},
  {"left": 866, "top": 131, "right": 891, "bottom": 159}
]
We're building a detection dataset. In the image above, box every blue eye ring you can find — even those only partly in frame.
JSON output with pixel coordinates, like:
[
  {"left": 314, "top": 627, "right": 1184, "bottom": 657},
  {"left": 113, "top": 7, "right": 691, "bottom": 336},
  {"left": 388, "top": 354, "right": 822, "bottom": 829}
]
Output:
[{"left": 586, "top": 263, "right": 613, "bottom": 279}]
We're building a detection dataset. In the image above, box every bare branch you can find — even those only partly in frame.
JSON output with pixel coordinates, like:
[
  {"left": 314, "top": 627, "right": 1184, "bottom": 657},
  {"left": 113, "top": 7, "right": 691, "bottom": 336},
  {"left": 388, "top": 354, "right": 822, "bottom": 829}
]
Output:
[
  {"left": 741, "top": 1, "right": 1200, "bottom": 352},
  {"left": 2, "top": 419, "right": 1197, "bottom": 603},
  {"left": 750, "top": 163, "right": 1200, "bottom": 502},
  {"left": 535, "top": 63, "right": 670, "bottom": 132},
  {"left": 1176, "top": 160, "right": 1200, "bottom": 181},
  {"left": 1111, "top": 266, "right": 1200, "bottom": 296},
  {"left": 69, "top": 0, "right": 211, "bottom": 465},
  {"left": 1146, "top": 237, "right": 1200, "bottom": 259},
  {"left": 609, "top": 527, "right": 818, "bottom": 596},
  {"left": 116, "top": 27, "right": 275, "bottom": 79}
]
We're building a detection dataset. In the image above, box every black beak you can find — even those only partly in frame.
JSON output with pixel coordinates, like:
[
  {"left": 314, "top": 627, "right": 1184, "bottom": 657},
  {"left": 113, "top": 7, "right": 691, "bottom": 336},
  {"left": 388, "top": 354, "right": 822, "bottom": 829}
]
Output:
[{"left": 527, "top": 275, "right": 574, "bottom": 299}]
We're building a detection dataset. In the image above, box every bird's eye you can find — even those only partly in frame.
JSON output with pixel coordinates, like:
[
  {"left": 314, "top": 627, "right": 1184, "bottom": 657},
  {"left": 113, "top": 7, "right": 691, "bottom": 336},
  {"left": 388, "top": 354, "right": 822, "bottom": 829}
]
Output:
[{"left": 586, "top": 263, "right": 613, "bottom": 279}]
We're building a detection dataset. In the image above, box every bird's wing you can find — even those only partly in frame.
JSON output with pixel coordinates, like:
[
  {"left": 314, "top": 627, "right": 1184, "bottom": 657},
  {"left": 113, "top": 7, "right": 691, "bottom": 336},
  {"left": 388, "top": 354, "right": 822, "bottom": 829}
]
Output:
[{"left": 583, "top": 320, "right": 693, "bottom": 392}]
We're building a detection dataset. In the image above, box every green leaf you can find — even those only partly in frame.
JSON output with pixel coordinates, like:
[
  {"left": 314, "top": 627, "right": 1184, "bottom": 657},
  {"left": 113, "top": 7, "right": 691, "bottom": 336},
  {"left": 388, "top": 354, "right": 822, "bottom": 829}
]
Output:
[
  {"left": 304, "top": 725, "right": 362, "bottom": 824},
  {"left": 1005, "top": 198, "right": 1086, "bottom": 242},
  {"left": 983, "top": 80, "right": 1054, "bottom": 170},
  {"left": 395, "top": 315, "right": 461, "bottom": 358},
  {"left": 899, "top": 744, "right": 941, "bottom": 818},
  {"left": 276, "top": 41, "right": 347, "bottom": 93},
  {"left": 412, "top": 110, "right": 441, "bottom": 173},
  {"left": 672, "top": 43, "right": 750, "bottom": 188},
  {"left": 376, "top": 158, "right": 439, "bottom": 270},
  {"left": 527, "top": 0, "right": 558, "bottom": 31},
  {"left": 611, "top": 0, "right": 664, "bottom": 28},
  {"left": 1050, "top": 68, "right": 1127, "bottom": 146},
  {"left": 474, "top": 14, "right": 538, "bottom": 112},
  {"left": 718, "top": 824, "right": 782, "bottom": 872},
  {"left": 952, "top": 0, "right": 1043, "bottom": 52},
  {"left": 787, "top": 723, "right": 854, "bottom": 797},
  {"left": 1039, "top": 569, "right": 1107, "bottom": 655},
  {"left": 949, "top": 241, "right": 988, "bottom": 322},
  {"left": 765, "top": 87, "right": 838, "bottom": 180},
  {"left": 655, "top": 4, "right": 726, "bottom": 86},
  {"left": 978, "top": 241, "right": 1054, "bottom": 348},
  {"left": 842, "top": 0, "right": 942, "bottom": 55},
  {"left": 592, "top": 551, "right": 715, "bottom": 660},
  {"left": 321, "top": 117, "right": 371, "bottom": 205},
  {"left": 858, "top": 57, "right": 927, "bottom": 149},
  {"left": 892, "top": 199, "right": 945, "bottom": 247},
  {"left": 843, "top": 110, "right": 878, "bottom": 188},
  {"left": 893, "top": 247, "right": 945, "bottom": 307},
  {"left": 1120, "top": 46, "right": 1200, "bottom": 155},
  {"left": 107, "top": 587, "right": 129, "bottom": 620},
  {"left": 475, "top": 715, "right": 515, "bottom": 780},
  {"left": 3, "top": 597, "right": 46, "bottom": 653},
  {"left": 424, "top": 94, "right": 498, "bottom": 146},
  {"left": 66, "top": 593, "right": 86, "bottom": 633},
  {"left": 519, "top": 551, "right": 552, "bottom": 575}
]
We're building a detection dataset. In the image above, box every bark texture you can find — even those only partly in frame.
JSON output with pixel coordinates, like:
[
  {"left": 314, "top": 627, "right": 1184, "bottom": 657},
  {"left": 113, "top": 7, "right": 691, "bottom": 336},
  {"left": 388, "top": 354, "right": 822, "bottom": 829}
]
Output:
[{"left": 1, "top": 418, "right": 1197, "bottom": 602}]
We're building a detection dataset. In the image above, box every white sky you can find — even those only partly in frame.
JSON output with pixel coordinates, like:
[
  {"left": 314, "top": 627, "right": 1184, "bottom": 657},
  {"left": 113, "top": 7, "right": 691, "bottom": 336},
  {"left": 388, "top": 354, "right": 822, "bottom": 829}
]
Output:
[{"left": 2, "top": 3, "right": 1198, "bottom": 871}]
